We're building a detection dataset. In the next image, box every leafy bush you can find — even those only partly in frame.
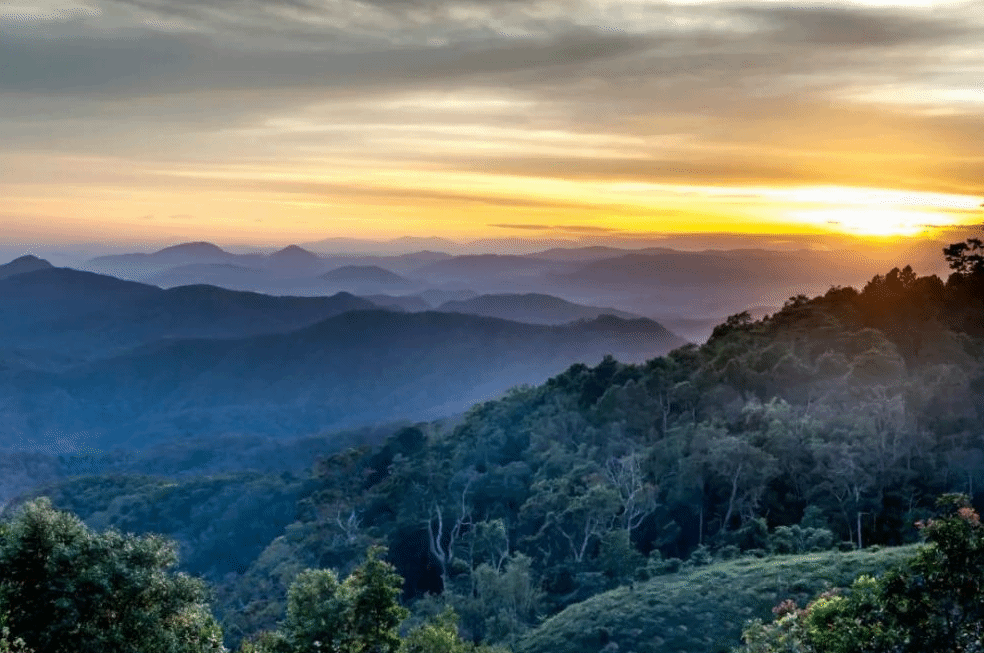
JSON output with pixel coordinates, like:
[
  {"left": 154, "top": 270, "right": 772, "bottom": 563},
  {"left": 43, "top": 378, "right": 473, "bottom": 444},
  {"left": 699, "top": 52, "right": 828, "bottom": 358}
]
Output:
[{"left": 737, "top": 494, "right": 984, "bottom": 653}]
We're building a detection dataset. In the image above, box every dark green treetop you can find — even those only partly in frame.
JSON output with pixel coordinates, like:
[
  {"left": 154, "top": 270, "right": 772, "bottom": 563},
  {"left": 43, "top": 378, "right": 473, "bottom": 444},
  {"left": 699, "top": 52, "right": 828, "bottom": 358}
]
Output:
[{"left": 0, "top": 498, "right": 224, "bottom": 653}]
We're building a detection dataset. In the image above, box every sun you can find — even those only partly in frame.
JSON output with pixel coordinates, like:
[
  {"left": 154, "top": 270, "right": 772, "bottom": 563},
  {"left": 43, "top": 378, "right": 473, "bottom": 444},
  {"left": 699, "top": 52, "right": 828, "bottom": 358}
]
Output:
[
  {"left": 789, "top": 207, "right": 941, "bottom": 237},
  {"left": 773, "top": 185, "right": 982, "bottom": 238}
]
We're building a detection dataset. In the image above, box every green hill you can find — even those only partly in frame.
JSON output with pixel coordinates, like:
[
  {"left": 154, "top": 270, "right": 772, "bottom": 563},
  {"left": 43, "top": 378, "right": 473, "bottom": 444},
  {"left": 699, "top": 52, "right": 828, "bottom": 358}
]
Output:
[
  {"left": 11, "top": 472, "right": 307, "bottom": 581},
  {"left": 519, "top": 547, "right": 915, "bottom": 653}
]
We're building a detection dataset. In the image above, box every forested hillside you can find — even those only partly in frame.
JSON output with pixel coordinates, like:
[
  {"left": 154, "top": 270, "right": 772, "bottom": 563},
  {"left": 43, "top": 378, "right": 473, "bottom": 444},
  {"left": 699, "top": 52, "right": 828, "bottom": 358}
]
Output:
[
  {"left": 6, "top": 240, "right": 984, "bottom": 651},
  {"left": 210, "top": 242, "right": 984, "bottom": 646}
]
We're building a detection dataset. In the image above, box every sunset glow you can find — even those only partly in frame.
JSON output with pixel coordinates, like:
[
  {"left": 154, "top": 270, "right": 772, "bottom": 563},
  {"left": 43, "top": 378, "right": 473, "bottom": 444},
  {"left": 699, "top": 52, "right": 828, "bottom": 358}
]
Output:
[
  {"left": 790, "top": 208, "right": 940, "bottom": 237},
  {"left": 2, "top": 0, "right": 983, "bottom": 247}
]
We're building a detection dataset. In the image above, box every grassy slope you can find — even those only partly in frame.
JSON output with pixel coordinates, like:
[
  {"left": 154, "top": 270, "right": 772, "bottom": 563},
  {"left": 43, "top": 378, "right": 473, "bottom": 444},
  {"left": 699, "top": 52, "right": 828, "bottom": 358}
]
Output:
[{"left": 519, "top": 547, "right": 916, "bottom": 653}]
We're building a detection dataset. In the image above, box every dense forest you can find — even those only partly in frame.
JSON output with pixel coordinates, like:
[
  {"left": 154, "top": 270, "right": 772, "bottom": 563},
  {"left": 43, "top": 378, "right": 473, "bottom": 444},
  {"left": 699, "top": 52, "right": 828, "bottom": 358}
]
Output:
[{"left": 5, "top": 238, "right": 984, "bottom": 652}]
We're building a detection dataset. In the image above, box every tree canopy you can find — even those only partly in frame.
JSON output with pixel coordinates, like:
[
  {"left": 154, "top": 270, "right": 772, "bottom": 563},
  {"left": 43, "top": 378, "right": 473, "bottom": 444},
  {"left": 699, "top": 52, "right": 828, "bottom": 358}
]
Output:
[
  {"left": 238, "top": 547, "right": 502, "bottom": 653},
  {"left": 944, "top": 237, "right": 984, "bottom": 277},
  {"left": 0, "top": 498, "right": 224, "bottom": 653}
]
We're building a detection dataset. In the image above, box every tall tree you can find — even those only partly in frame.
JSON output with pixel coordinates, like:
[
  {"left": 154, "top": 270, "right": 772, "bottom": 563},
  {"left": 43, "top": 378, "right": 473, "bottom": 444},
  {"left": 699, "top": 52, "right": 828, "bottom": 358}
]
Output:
[
  {"left": 282, "top": 568, "right": 350, "bottom": 653},
  {"left": 275, "top": 546, "right": 408, "bottom": 653},
  {"left": 944, "top": 238, "right": 984, "bottom": 277},
  {"left": 604, "top": 453, "right": 658, "bottom": 535},
  {"left": 0, "top": 498, "right": 223, "bottom": 653},
  {"left": 346, "top": 546, "right": 410, "bottom": 653}
]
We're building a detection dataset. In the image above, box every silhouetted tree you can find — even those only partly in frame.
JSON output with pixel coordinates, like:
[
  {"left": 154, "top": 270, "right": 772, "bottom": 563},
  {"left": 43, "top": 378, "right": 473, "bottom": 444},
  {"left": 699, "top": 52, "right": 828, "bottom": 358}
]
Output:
[{"left": 944, "top": 237, "right": 984, "bottom": 277}]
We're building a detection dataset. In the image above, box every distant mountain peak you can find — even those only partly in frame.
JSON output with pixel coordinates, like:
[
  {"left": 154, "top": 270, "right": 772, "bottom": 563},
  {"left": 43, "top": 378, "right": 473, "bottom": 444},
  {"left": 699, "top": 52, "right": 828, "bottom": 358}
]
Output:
[
  {"left": 269, "top": 244, "right": 321, "bottom": 260},
  {"left": 261, "top": 246, "right": 326, "bottom": 278},
  {"left": 321, "top": 265, "right": 409, "bottom": 285},
  {"left": 0, "top": 255, "right": 54, "bottom": 280},
  {"left": 155, "top": 242, "right": 226, "bottom": 255},
  {"left": 9, "top": 254, "right": 50, "bottom": 266}
]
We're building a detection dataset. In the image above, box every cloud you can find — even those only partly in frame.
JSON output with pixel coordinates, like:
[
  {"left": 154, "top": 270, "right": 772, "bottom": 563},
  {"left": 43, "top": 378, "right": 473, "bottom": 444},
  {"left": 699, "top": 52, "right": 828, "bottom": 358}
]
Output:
[
  {"left": 488, "top": 223, "right": 621, "bottom": 232},
  {"left": 3, "top": 0, "right": 984, "bottom": 230},
  {"left": 89, "top": 0, "right": 979, "bottom": 50},
  {"left": 203, "top": 178, "right": 609, "bottom": 211},
  {"left": 552, "top": 224, "right": 622, "bottom": 233},
  {"left": 737, "top": 4, "right": 977, "bottom": 48},
  {"left": 940, "top": 208, "right": 984, "bottom": 216},
  {"left": 6, "top": 0, "right": 977, "bottom": 98},
  {"left": 0, "top": 24, "right": 658, "bottom": 96},
  {"left": 488, "top": 223, "right": 551, "bottom": 230},
  {"left": 452, "top": 152, "right": 899, "bottom": 188}
]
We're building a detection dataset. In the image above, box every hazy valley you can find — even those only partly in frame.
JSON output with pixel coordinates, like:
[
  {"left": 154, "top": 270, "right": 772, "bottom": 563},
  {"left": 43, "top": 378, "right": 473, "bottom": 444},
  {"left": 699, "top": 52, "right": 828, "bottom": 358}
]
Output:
[{"left": 68, "top": 237, "right": 953, "bottom": 342}]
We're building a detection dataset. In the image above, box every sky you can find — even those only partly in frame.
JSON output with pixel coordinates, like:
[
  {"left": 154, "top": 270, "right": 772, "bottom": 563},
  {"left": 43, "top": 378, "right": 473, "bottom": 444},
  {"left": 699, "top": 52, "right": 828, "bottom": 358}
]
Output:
[{"left": 2, "top": 0, "right": 983, "bottom": 248}]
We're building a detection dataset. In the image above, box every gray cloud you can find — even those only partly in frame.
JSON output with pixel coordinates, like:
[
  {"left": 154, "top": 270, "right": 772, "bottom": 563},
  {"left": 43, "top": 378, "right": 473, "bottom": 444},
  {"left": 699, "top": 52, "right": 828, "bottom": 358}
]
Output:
[
  {"left": 92, "top": 0, "right": 980, "bottom": 47},
  {"left": 2, "top": 0, "right": 983, "bottom": 209},
  {"left": 0, "top": 31, "right": 199, "bottom": 94},
  {"left": 7, "top": 0, "right": 976, "bottom": 96},
  {"left": 738, "top": 5, "right": 977, "bottom": 48},
  {"left": 0, "top": 25, "right": 660, "bottom": 95}
]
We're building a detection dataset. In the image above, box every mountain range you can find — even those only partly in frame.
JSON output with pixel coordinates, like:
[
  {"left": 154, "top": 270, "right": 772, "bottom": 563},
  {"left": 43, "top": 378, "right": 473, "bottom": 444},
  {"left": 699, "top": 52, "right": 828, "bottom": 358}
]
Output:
[
  {"left": 0, "top": 258, "right": 684, "bottom": 448},
  {"left": 0, "top": 265, "right": 377, "bottom": 359},
  {"left": 68, "top": 239, "right": 953, "bottom": 342},
  {"left": 1, "top": 310, "right": 683, "bottom": 448},
  {"left": 87, "top": 243, "right": 317, "bottom": 280}
]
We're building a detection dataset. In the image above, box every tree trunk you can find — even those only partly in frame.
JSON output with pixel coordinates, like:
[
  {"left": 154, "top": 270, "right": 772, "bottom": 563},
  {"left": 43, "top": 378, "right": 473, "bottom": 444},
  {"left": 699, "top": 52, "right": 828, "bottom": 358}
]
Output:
[{"left": 722, "top": 463, "right": 742, "bottom": 531}]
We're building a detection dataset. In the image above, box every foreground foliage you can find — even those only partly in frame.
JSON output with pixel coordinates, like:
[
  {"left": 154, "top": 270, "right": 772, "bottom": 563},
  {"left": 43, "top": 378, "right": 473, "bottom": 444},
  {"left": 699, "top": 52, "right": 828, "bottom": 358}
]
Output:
[
  {"left": 0, "top": 501, "right": 497, "bottom": 653},
  {"left": 737, "top": 494, "right": 984, "bottom": 653},
  {"left": 0, "top": 498, "right": 224, "bottom": 653},
  {"left": 237, "top": 546, "right": 505, "bottom": 653},
  {"left": 517, "top": 546, "right": 912, "bottom": 653},
  {"left": 0, "top": 612, "right": 32, "bottom": 653}
]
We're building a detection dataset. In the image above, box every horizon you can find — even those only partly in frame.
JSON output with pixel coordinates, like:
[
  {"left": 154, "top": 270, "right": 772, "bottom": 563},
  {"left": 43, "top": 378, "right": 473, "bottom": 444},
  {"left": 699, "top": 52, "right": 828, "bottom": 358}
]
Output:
[
  {"left": 1, "top": 228, "right": 978, "bottom": 275},
  {"left": 3, "top": 1, "right": 984, "bottom": 245}
]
